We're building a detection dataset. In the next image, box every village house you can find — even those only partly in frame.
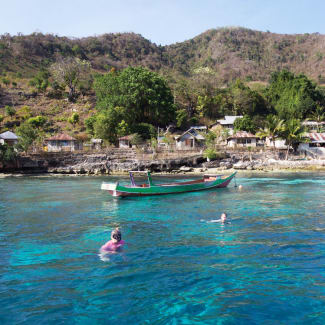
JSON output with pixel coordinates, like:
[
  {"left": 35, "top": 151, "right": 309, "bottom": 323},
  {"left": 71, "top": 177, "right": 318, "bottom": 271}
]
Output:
[
  {"left": 298, "top": 133, "right": 325, "bottom": 158},
  {"left": 46, "top": 134, "right": 82, "bottom": 152},
  {"left": 0, "top": 131, "right": 19, "bottom": 146},
  {"left": 264, "top": 137, "right": 287, "bottom": 149},
  {"left": 302, "top": 121, "right": 325, "bottom": 133},
  {"left": 227, "top": 131, "right": 258, "bottom": 148},
  {"left": 215, "top": 116, "right": 243, "bottom": 135},
  {"left": 118, "top": 135, "right": 133, "bottom": 148},
  {"left": 175, "top": 127, "right": 205, "bottom": 150}
]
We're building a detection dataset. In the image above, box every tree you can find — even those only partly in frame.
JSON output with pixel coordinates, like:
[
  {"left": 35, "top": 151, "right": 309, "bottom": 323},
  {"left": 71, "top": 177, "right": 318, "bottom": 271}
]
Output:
[
  {"left": 229, "top": 79, "right": 268, "bottom": 117},
  {"left": 93, "top": 107, "right": 125, "bottom": 144},
  {"left": 266, "top": 70, "right": 323, "bottom": 120},
  {"left": 308, "top": 105, "right": 325, "bottom": 132},
  {"left": 132, "top": 123, "right": 156, "bottom": 140},
  {"left": 203, "top": 147, "right": 217, "bottom": 161},
  {"left": 16, "top": 122, "right": 38, "bottom": 152},
  {"left": 234, "top": 115, "right": 257, "bottom": 133},
  {"left": 282, "top": 119, "right": 306, "bottom": 160},
  {"left": 256, "top": 115, "right": 284, "bottom": 150},
  {"left": 174, "top": 78, "right": 197, "bottom": 120},
  {"left": 94, "top": 66, "right": 176, "bottom": 128},
  {"left": 50, "top": 57, "right": 91, "bottom": 102},
  {"left": 176, "top": 109, "right": 188, "bottom": 128},
  {"left": 162, "top": 132, "right": 175, "bottom": 148},
  {"left": 0, "top": 143, "right": 16, "bottom": 164},
  {"left": 85, "top": 115, "right": 96, "bottom": 136},
  {"left": 150, "top": 137, "right": 158, "bottom": 152},
  {"left": 205, "top": 130, "right": 217, "bottom": 147},
  {"left": 221, "top": 127, "right": 230, "bottom": 142},
  {"left": 130, "top": 133, "right": 143, "bottom": 148},
  {"left": 116, "top": 120, "right": 129, "bottom": 138},
  {"left": 29, "top": 70, "right": 49, "bottom": 93}
]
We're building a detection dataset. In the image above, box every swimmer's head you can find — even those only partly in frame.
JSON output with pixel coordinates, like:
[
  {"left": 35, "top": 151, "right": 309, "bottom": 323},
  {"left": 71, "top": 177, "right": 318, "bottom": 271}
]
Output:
[
  {"left": 111, "top": 228, "right": 121, "bottom": 242},
  {"left": 221, "top": 213, "right": 227, "bottom": 222}
]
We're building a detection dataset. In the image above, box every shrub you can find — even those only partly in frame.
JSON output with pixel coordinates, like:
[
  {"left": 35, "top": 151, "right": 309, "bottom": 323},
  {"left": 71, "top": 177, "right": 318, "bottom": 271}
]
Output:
[
  {"left": 0, "top": 143, "right": 17, "bottom": 163},
  {"left": 5, "top": 105, "right": 15, "bottom": 117},
  {"left": 84, "top": 115, "right": 96, "bottom": 135},
  {"left": 27, "top": 116, "right": 47, "bottom": 128},
  {"left": 17, "top": 106, "right": 32, "bottom": 120},
  {"left": 130, "top": 133, "right": 143, "bottom": 147},
  {"left": 68, "top": 112, "right": 80, "bottom": 125},
  {"left": 2, "top": 78, "right": 10, "bottom": 86},
  {"left": 203, "top": 147, "right": 217, "bottom": 160}
]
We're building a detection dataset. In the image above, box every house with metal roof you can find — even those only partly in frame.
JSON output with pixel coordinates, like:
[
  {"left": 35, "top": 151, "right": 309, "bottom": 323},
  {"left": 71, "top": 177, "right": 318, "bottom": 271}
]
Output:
[
  {"left": 0, "top": 131, "right": 19, "bottom": 146},
  {"left": 46, "top": 134, "right": 82, "bottom": 152},
  {"left": 175, "top": 128, "right": 205, "bottom": 150},
  {"left": 298, "top": 133, "right": 325, "bottom": 158},
  {"left": 227, "top": 131, "right": 258, "bottom": 147},
  {"left": 302, "top": 121, "right": 325, "bottom": 133},
  {"left": 215, "top": 116, "right": 243, "bottom": 135}
]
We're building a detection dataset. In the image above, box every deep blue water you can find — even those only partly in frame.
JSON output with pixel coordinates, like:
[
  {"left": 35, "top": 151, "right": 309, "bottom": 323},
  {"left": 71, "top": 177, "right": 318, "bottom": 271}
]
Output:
[{"left": 1, "top": 173, "right": 325, "bottom": 324}]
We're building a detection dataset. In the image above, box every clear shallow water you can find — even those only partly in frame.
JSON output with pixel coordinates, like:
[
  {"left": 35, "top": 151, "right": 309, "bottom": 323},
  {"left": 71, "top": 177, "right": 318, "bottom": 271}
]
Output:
[{"left": 1, "top": 173, "right": 325, "bottom": 324}]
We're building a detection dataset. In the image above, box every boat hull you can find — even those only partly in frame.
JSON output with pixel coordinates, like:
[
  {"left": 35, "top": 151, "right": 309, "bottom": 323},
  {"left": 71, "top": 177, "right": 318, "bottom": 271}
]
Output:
[{"left": 102, "top": 172, "right": 236, "bottom": 197}]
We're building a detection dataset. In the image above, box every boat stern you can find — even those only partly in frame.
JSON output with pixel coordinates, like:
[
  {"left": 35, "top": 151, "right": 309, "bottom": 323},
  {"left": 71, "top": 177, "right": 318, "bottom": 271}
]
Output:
[{"left": 101, "top": 182, "right": 120, "bottom": 196}]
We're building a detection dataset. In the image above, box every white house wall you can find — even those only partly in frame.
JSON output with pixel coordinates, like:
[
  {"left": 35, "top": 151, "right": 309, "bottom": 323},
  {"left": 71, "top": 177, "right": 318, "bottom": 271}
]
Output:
[
  {"left": 298, "top": 143, "right": 325, "bottom": 158},
  {"left": 265, "top": 138, "right": 286, "bottom": 149}
]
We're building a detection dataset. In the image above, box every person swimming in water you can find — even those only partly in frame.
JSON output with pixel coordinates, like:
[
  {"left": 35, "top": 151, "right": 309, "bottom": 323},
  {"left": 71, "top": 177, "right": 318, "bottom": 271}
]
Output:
[
  {"left": 201, "top": 212, "right": 229, "bottom": 224},
  {"left": 100, "top": 227, "right": 125, "bottom": 252}
]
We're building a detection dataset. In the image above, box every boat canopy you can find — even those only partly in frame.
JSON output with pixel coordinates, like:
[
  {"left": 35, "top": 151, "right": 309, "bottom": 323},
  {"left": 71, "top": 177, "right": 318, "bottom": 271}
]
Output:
[{"left": 129, "top": 171, "right": 153, "bottom": 187}]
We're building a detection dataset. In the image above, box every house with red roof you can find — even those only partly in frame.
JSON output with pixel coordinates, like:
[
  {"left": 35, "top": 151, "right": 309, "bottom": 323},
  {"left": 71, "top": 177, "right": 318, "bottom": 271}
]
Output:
[
  {"left": 46, "top": 134, "right": 82, "bottom": 152},
  {"left": 298, "top": 133, "right": 325, "bottom": 158}
]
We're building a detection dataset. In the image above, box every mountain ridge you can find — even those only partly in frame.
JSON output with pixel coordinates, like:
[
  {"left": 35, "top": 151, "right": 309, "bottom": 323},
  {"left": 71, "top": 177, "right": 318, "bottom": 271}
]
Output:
[{"left": 1, "top": 27, "right": 325, "bottom": 83}]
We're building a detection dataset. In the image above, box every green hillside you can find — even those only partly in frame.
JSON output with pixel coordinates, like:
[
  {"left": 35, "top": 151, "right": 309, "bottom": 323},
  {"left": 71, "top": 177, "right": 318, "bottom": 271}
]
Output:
[{"left": 1, "top": 27, "right": 325, "bottom": 147}]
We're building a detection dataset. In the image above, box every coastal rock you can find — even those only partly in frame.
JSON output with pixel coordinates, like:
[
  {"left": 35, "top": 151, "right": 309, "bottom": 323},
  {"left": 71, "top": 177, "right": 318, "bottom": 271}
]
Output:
[
  {"left": 203, "top": 160, "right": 220, "bottom": 168},
  {"left": 233, "top": 161, "right": 250, "bottom": 169},
  {"left": 219, "top": 161, "right": 233, "bottom": 169},
  {"left": 179, "top": 166, "right": 193, "bottom": 172}
]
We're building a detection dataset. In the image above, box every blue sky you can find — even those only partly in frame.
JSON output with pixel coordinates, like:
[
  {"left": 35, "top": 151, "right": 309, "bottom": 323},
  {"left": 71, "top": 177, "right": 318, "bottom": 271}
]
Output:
[{"left": 2, "top": 0, "right": 325, "bottom": 45}]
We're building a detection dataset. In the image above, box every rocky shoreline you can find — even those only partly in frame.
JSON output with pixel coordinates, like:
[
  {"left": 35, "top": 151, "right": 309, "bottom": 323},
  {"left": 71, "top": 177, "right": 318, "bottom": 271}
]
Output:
[{"left": 1, "top": 148, "right": 325, "bottom": 176}]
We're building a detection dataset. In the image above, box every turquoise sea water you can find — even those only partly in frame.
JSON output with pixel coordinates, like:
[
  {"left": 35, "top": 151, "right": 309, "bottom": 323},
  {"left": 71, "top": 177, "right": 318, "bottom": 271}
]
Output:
[{"left": 1, "top": 173, "right": 325, "bottom": 324}]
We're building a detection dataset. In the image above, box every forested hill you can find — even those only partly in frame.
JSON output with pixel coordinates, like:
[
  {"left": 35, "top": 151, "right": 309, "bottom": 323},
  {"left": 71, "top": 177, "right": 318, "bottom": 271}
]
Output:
[{"left": 2, "top": 27, "right": 325, "bottom": 83}]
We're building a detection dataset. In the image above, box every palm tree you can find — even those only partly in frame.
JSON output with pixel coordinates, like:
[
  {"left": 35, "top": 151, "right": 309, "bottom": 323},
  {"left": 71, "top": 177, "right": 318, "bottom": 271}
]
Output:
[
  {"left": 282, "top": 119, "right": 306, "bottom": 160},
  {"left": 256, "top": 115, "right": 284, "bottom": 151},
  {"left": 308, "top": 105, "right": 325, "bottom": 132}
]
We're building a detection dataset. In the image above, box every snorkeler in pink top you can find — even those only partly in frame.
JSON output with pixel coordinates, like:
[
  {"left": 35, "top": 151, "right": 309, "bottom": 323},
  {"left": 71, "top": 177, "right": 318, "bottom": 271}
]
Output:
[{"left": 100, "top": 228, "right": 125, "bottom": 252}]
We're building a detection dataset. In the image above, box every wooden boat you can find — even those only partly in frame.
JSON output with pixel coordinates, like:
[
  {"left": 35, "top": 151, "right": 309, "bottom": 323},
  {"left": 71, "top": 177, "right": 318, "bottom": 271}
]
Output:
[{"left": 101, "top": 171, "right": 237, "bottom": 197}]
